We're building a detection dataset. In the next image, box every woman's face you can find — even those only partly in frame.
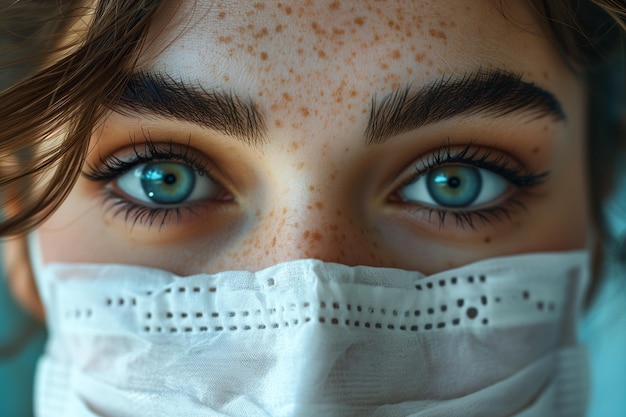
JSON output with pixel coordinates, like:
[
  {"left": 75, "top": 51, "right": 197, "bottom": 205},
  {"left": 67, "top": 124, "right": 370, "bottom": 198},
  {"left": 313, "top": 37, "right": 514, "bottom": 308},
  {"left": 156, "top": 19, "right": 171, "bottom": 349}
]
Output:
[{"left": 38, "top": 0, "right": 589, "bottom": 275}]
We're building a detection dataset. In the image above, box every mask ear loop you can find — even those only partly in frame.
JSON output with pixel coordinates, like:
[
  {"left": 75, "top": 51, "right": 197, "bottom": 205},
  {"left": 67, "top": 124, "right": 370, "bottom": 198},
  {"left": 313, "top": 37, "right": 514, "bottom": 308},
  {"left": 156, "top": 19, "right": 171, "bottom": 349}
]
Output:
[
  {"left": 26, "top": 232, "right": 44, "bottom": 289},
  {"left": 24, "top": 232, "right": 48, "bottom": 320}
]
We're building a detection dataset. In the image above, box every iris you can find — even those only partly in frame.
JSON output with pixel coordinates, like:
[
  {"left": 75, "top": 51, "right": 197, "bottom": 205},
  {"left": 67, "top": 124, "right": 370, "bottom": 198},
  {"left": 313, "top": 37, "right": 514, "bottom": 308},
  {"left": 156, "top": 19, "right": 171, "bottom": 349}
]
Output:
[
  {"left": 426, "top": 166, "right": 482, "bottom": 207},
  {"left": 140, "top": 162, "right": 196, "bottom": 204}
]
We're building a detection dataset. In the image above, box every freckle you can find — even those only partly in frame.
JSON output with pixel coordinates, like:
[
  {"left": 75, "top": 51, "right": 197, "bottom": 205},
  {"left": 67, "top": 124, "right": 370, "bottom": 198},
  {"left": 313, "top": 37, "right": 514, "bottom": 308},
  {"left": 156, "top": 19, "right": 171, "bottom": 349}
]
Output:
[
  {"left": 296, "top": 162, "right": 304, "bottom": 169},
  {"left": 218, "top": 11, "right": 226, "bottom": 19},
  {"left": 223, "top": 75, "right": 230, "bottom": 82},
  {"left": 303, "top": 230, "right": 311, "bottom": 239},
  {"left": 484, "top": 237, "right": 491, "bottom": 243},
  {"left": 253, "top": 2, "right": 265, "bottom": 9},
  {"left": 254, "top": 28, "right": 269, "bottom": 39},
  {"left": 282, "top": 92, "right": 292, "bottom": 101},
  {"left": 247, "top": 45, "right": 254, "bottom": 54},
  {"left": 543, "top": 71, "right": 549, "bottom": 80},
  {"left": 333, "top": 27, "right": 345, "bottom": 35},
  {"left": 312, "top": 231, "right": 323, "bottom": 242},
  {"left": 414, "top": 52, "right": 425, "bottom": 62},
  {"left": 532, "top": 147, "right": 540, "bottom": 154},
  {"left": 429, "top": 29, "right": 447, "bottom": 42},
  {"left": 315, "top": 202, "right": 324, "bottom": 210},
  {"left": 391, "top": 49, "right": 402, "bottom": 59},
  {"left": 329, "top": 1, "right": 339, "bottom": 10},
  {"left": 260, "top": 52, "right": 268, "bottom": 60},
  {"left": 297, "top": 48, "right": 304, "bottom": 55},
  {"left": 285, "top": 6, "right": 292, "bottom": 15},
  {"left": 318, "top": 50, "right": 327, "bottom": 59},
  {"left": 380, "top": 63, "right": 389, "bottom": 70},
  {"left": 219, "top": 36, "right": 232, "bottom": 43},
  {"left": 299, "top": 107, "right": 310, "bottom": 117},
  {"left": 336, "top": 209, "right": 342, "bottom": 216},
  {"left": 354, "top": 16, "right": 365, "bottom": 26},
  {"left": 276, "top": 24, "right": 283, "bottom": 33},
  {"left": 309, "top": 185, "right": 315, "bottom": 191}
]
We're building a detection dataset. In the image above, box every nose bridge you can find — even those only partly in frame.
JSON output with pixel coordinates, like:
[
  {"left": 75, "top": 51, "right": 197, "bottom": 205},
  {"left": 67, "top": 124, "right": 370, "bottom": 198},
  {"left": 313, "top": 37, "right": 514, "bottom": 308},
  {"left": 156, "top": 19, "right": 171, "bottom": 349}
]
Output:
[
  {"left": 250, "top": 176, "right": 381, "bottom": 268},
  {"left": 274, "top": 190, "right": 361, "bottom": 262}
]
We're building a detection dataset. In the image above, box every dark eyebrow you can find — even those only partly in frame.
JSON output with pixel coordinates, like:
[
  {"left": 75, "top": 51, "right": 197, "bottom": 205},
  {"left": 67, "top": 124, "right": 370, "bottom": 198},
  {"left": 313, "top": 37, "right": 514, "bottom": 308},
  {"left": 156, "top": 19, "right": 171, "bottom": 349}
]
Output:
[
  {"left": 365, "top": 69, "right": 565, "bottom": 145},
  {"left": 112, "top": 72, "right": 267, "bottom": 146}
]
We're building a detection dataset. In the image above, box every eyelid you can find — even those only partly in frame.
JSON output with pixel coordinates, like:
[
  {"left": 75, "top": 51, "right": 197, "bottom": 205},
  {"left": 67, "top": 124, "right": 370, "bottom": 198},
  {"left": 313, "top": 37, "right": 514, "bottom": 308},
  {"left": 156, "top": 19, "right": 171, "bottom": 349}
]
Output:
[
  {"left": 83, "top": 136, "right": 229, "bottom": 187},
  {"left": 386, "top": 142, "right": 549, "bottom": 230},
  {"left": 400, "top": 142, "right": 549, "bottom": 190},
  {"left": 82, "top": 139, "right": 236, "bottom": 230}
]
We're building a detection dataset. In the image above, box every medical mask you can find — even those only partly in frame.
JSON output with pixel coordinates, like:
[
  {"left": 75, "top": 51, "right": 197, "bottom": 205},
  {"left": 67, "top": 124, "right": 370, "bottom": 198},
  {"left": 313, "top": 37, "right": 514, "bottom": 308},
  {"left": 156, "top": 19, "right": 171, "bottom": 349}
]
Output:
[{"left": 31, "top": 250, "right": 590, "bottom": 417}]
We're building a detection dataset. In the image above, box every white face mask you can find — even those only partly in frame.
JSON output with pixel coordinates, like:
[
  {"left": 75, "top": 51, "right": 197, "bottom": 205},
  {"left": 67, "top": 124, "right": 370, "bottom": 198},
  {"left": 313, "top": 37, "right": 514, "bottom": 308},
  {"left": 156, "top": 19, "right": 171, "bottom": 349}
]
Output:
[{"left": 32, "top": 251, "right": 590, "bottom": 417}]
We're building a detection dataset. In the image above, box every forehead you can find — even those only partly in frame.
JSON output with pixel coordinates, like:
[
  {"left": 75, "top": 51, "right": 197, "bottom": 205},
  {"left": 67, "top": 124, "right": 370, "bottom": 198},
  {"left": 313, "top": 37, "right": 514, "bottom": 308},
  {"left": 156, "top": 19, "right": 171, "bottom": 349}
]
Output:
[
  {"left": 136, "top": 0, "right": 570, "bottom": 135},
  {"left": 143, "top": 0, "right": 558, "bottom": 81}
]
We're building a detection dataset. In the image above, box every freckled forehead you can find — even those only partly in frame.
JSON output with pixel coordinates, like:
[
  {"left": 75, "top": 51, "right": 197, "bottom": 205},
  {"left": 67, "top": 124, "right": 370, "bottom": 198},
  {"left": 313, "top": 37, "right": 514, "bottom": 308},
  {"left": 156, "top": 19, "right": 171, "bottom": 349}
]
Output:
[
  {"left": 139, "top": 0, "right": 567, "bottom": 137},
  {"left": 145, "top": 0, "right": 546, "bottom": 86}
]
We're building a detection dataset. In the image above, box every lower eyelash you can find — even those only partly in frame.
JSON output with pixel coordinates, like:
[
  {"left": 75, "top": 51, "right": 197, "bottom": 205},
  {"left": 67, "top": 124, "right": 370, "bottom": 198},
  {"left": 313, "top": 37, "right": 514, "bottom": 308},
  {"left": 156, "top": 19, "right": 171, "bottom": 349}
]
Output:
[
  {"left": 422, "top": 198, "right": 529, "bottom": 230},
  {"left": 101, "top": 192, "right": 203, "bottom": 231}
]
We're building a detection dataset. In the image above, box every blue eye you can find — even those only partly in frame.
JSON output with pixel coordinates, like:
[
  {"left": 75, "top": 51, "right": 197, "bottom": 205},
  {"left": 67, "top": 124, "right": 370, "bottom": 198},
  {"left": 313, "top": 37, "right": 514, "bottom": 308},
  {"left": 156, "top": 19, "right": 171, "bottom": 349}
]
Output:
[
  {"left": 116, "top": 162, "right": 220, "bottom": 205},
  {"left": 399, "top": 165, "right": 508, "bottom": 208}
]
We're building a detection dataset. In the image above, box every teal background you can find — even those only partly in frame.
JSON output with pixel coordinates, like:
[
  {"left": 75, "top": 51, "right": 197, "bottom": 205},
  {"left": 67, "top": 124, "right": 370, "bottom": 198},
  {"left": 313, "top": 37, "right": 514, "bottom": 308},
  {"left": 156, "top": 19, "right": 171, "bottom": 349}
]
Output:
[{"left": 0, "top": 259, "right": 46, "bottom": 417}]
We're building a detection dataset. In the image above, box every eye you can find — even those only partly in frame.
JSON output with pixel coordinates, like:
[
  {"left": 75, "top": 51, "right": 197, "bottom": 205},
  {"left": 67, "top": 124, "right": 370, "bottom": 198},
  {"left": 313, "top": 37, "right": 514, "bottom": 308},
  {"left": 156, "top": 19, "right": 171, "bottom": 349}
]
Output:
[
  {"left": 398, "top": 164, "right": 509, "bottom": 208},
  {"left": 115, "top": 161, "right": 221, "bottom": 205}
]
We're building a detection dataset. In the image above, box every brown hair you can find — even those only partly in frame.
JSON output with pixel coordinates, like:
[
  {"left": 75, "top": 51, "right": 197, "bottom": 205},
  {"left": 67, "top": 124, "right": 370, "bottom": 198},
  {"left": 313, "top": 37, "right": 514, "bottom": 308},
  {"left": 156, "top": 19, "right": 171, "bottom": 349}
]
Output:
[
  {"left": 0, "top": 0, "right": 163, "bottom": 235},
  {"left": 0, "top": 0, "right": 624, "bottom": 237}
]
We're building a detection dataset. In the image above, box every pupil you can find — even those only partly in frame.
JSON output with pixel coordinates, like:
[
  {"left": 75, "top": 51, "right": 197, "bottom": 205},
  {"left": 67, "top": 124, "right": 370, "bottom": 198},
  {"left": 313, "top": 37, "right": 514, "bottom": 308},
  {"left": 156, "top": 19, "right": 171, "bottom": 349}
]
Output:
[
  {"left": 448, "top": 177, "right": 461, "bottom": 188},
  {"left": 164, "top": 174, "right": 177, "bottom": 185}
]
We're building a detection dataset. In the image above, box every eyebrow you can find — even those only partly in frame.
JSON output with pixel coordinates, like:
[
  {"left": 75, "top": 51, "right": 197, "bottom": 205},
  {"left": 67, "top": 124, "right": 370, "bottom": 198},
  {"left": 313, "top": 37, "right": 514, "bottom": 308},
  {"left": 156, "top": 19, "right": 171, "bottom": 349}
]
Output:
[
  {"left": 113, "top": 72, "right": 267, "bottom": 146},
  {"left": 365, "top": 69, "right": 565, "bottom": 145}
]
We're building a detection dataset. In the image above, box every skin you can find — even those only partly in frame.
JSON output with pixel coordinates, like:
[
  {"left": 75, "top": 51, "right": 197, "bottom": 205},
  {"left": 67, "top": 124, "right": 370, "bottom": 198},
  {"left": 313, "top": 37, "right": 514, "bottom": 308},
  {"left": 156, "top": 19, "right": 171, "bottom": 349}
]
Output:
[{"left": 7, "top": 0, "right": 590, "bottom": 315}]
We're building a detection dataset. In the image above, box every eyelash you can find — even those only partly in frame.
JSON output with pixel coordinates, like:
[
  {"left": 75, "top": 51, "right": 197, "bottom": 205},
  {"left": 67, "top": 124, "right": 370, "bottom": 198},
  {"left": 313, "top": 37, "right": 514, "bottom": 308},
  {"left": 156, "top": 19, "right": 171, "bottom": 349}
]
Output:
[
  {"left": 83, "top": 138, "right": 549, "bottom": 231},
  {"left": 83, "top": 136, "right": 216, "bottom": 230},
  {"left": 399, "top": 141, "right": 549, "bottom": 230}
]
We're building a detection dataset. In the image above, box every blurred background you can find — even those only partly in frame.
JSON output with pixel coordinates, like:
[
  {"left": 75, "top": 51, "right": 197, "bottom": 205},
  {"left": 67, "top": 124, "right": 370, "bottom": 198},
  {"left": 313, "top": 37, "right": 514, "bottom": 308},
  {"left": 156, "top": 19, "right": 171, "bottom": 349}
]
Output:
[{"left": 0, "top": 265, "right": 45, "bottom": 417}]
